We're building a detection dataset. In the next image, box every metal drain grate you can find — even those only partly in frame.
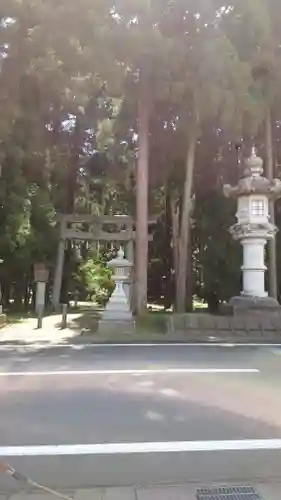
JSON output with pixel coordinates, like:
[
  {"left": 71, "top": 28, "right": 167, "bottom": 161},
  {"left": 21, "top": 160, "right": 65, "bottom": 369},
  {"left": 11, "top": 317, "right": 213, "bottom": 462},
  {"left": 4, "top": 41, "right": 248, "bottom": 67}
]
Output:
[{"left": 196, "top": 485, "right": 264, "bottom": 500}]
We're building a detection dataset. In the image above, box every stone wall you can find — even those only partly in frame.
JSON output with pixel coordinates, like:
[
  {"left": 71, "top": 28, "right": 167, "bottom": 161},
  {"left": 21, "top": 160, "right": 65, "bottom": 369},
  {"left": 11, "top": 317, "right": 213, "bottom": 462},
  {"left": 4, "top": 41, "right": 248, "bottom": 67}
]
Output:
[{"left": 168, "top": 313, "right": 281, "bottom": 342}]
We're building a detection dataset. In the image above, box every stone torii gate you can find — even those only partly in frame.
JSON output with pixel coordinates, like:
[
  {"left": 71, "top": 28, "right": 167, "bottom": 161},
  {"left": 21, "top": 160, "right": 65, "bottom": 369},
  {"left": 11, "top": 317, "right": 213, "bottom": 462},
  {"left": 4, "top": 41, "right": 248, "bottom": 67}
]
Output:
[{"left": 52, "top": 213, "right": 156, "bottom": 310}]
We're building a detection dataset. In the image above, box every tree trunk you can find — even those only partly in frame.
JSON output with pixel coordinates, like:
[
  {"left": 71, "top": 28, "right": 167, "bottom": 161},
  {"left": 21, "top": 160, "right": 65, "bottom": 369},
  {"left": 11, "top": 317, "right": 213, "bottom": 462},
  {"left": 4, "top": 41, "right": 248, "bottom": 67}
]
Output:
[
  {"left": 67, "top": 118, "right": 81, "bottom": 213},
  {"left": 185, "top": 245, "right": 193, "bottom": 312},
  {"left": 207, "top": 293, "right": 219, "bottom": 314},
  {"left": 136, "top": 72, "right": 150, "bottom": 315},
  {"left": 169, "top": 193, "right": 180, "bottom": 281},
  {"left": 24, "top": 281, "right": 31, "bottom": 311},
  {"left": 1, "top": 278, "right": 10, "bottom": 309},
  {"left": 265, "top": 107, "right": 278, "bottom": 299},
  {"left": 60, "top": 118, "right": 81, "bottom": 306},
  {"left": 176, "top": 127, "right": 198, "bottom": 313},
  {"left": 163, "top": 192, "right": 173, "bottom": 310}
]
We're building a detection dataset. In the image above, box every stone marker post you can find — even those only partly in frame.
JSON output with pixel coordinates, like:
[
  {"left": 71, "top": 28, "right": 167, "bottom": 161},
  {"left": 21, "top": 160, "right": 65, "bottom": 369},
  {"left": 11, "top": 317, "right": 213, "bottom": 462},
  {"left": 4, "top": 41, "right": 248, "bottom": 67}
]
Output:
[{"left": 34, "top": 263, "right": 49, "bottom": 325}]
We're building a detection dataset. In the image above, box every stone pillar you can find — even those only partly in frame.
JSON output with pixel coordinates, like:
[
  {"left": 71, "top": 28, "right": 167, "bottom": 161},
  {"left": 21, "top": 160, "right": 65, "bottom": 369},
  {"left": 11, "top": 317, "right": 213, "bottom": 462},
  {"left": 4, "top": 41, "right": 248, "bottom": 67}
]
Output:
[
  {"left": 52, "top": 238, "right": 66, "bottom": 311},
  {"left": 125, "top": 239, "right": 134, "bottom": 310},
  {"left": 126, "top": 240, "right": 134, "bottom": 263},
  {"left": 241, "top": 238, "right": 267, "bottom": 297},
  {"left": 34, "top": 263, "right": 49, "bottom": 315},
  {"left": 52, "top": 217, "right": 67, "bottom": 311},
  {"left": 35, "top": 282, "right": 46, "bottom": 314}
]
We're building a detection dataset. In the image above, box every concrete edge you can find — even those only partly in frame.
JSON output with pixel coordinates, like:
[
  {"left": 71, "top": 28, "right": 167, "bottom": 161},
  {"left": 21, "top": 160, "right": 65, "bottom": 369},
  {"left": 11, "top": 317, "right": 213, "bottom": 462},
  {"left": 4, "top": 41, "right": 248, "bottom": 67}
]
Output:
[
  {"left": 0, "top": 483, "right": 280, "bottom": 499},
  {"left": 0, "top": 337, "right": 281, "bottom": 347}
]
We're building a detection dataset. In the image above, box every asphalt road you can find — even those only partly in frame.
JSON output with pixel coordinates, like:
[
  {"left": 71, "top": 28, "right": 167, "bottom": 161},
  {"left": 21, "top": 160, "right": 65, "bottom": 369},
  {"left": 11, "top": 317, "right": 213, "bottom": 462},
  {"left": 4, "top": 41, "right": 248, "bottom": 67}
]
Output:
[{"left": 1, "top": 343, "right": 281, "bottom": 490}]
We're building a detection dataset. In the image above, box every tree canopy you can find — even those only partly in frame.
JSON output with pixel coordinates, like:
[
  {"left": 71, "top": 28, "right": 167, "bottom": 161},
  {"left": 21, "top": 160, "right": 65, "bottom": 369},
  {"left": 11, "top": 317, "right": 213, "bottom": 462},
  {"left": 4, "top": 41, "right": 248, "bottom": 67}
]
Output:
[{"left": 1, "top": 0, "right": 281, "bottom": 312}]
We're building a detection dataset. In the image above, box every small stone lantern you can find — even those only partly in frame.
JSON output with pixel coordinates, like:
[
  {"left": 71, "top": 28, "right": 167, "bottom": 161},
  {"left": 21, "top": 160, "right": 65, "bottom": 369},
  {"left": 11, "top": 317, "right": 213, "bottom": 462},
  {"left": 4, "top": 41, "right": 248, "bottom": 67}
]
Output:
[
  {"left": 223, "top": 148, "right": 281, "bottom": 311},
  {"left": 108, "top": 246, "right": 132, "bottom": 279},
  {"left": 98, "top": 248, "right": 134, "bottom": 333}
]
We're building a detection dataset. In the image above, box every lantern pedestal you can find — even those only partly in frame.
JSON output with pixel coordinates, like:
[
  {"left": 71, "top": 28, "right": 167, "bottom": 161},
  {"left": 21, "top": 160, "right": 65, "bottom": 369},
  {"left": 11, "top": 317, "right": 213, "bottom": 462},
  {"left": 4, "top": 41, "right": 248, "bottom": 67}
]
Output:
[
  {"left": 98, "top": 319, "right": 135, "bottom": 335},
  {"left": 241, "top": 237, "right": 267, "bottom": 297},
  {"left": 228, "top": 295, "right": 280, "bottom": 314}
]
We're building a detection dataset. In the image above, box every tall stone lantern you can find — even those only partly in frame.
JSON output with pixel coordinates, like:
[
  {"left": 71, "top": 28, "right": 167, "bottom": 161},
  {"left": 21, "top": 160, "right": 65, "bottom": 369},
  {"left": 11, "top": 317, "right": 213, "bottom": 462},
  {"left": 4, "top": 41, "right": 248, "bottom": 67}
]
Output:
[{"left": 223, "top": 148, "right": 281, "bottom": 311}]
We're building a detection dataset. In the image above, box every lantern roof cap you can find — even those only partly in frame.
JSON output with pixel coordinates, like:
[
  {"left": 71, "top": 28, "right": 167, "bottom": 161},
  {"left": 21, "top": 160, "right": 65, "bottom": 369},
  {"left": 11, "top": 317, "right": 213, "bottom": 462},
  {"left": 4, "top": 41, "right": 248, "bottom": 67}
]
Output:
[
  {"left": 108, "top": 246, "right": 132, "bottom": 268},
  {"left": 244, "top": 147, "right": 264, "bottom": 178},
  {"left": 223, "top": 146, "right": 281, "bottom": 200}
]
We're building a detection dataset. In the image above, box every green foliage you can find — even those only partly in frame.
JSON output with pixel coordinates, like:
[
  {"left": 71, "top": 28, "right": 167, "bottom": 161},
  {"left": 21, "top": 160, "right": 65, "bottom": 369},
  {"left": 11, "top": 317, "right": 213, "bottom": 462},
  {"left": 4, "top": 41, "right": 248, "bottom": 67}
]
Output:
[
  {"left": 136, "top": 313, "right": 168, "bottom": 335},
  {"left": 76, "top": 253, "right": 114, "bottom": 306},
  {"left": 193, "top": 192, "right": 241, "bottom": 309}
]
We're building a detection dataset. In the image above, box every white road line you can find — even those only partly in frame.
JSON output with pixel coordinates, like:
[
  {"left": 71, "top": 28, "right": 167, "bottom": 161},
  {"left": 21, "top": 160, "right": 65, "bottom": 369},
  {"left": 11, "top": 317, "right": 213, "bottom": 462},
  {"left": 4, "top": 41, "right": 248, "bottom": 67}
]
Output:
[
  {"left": 0, "top": 342, "right": 278, "bottom": 348},
  {"left": 0, "top": 368, "right": 259, "bottom": 376},
  {"left": 72, "top": 343, "right": 281, "bottom": 347},
  {"left": 78, "top": 342, "right": 280, "bottom": 348},
  {"left": 0, "top": 342, "right": 280, "bottom": 349},
  {"left": 0, "top": 439, "right": 280, "bottom": 456}
]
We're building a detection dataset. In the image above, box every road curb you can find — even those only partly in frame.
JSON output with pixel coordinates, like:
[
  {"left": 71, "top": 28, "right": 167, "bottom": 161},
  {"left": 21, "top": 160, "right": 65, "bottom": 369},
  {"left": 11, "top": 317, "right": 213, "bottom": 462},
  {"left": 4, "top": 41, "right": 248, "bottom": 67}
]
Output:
[{"left": 0, "top": 337, "right": 281, "bottom": 347}]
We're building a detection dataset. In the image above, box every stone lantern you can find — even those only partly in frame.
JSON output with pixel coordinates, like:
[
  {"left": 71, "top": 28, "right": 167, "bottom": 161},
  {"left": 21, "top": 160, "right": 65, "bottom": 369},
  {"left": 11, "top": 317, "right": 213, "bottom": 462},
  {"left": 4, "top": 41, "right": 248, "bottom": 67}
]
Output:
[
  {"left": 98, "top": 247, "right": 135, "bottom": 333},
  {"left": 223, "top": 148, "right": 281, "bottom": 312}
]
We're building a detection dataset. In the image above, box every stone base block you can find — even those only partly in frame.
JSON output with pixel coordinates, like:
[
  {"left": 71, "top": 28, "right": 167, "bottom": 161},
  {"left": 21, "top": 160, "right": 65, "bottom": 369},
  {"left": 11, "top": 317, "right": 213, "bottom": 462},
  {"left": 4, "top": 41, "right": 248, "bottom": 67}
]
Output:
[
  {"left": 98, "top": 319, "right": 135, "bottom": 335},
  {"left": 228, "top": 295, "right": 281, "bottom": 316},
  {"left": 101, "top": 309, "right": 133, "bottom": 321},
  {"left": 0, "top": 313, "right": 6, "bottom": 328}
]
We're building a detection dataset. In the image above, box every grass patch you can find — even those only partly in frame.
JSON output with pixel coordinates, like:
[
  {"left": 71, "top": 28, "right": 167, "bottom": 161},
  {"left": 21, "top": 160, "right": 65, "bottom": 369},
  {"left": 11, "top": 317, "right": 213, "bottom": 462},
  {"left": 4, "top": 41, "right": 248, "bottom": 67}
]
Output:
[
  {"left": 5, "top": 309, "right": 59, "bottom": 325},
  {"left": 6, "top": 311, "right": 31, "bottom": 324},
  {"left": 136, "top": 312, "right": 168, "bottom": 334}
]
